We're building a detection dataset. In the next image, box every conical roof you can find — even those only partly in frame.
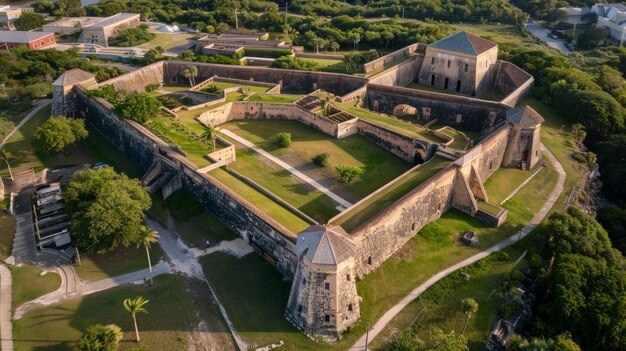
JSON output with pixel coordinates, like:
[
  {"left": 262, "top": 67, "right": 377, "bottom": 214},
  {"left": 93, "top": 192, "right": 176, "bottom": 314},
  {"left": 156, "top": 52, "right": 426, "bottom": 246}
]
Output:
[
  {"left": 296, "top": 225, "right": 354, "bottom": 265},
  {"left": 429, "top": 31, "right": 497, "bottom": 55},
  {"left": 506, "top": 106, "right": 544, "bottom": 127},
  {"left": 53, "top": 69, "right": 96, "bottom": 87}
]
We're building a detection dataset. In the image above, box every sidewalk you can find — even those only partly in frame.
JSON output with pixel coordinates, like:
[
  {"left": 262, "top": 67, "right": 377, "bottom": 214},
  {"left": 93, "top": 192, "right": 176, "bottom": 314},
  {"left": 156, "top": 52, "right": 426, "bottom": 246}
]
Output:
[
  {"left": 0, "top": 263, "right": 13, "bottom": 351},
  {"left": 0, "top": 99, "right": 51, "bottom": 149}
]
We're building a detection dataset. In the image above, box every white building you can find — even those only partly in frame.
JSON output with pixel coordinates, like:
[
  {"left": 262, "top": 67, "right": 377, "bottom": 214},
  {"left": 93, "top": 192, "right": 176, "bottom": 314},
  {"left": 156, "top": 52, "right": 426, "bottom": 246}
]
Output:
[
  {"left": 592, "top": 3, "right": 626, "bottom": 45},
  {"left": 559, "top": 7, "right": 591, "bottom": 24}
]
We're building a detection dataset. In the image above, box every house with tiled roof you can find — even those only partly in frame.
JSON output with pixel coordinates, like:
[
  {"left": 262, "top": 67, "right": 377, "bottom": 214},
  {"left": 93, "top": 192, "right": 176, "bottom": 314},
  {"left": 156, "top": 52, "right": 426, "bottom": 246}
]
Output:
[
  {"left": 0, "top": 30, "right": 56, "bottom": 50},
  {"left": 417, "top": 31, "right": 498, "bottom": 96}
]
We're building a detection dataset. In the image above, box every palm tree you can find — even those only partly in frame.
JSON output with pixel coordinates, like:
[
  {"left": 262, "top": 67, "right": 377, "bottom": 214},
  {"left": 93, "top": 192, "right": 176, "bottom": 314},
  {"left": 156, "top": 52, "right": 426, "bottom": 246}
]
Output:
[
  {"left": 331, "top": 41, "right": 340, "bottom": 53},
  {"left": 183, "top": 65, "right": 198, "bottom": 87},
  {"left": 461, "top": 298, "right": 479, "bottom": 334},
  {"left": 136, "top": 225, "right": 159, "bottom": 286},
  {"left": 1, "top": 148, "right": 13, "bottom": 180},
  {"left": 123, "top": 296, "right": 149, "bottom": 342},
  {"left": 202, "top": 125, "right": 217, "bottom": 151}
]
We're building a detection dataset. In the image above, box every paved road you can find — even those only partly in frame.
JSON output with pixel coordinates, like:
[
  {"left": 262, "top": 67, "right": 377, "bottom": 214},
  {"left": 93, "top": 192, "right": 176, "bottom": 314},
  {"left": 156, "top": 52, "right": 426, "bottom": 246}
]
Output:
[
  {"left": 349, "top": 143, "right": 566, "bottom": 350},
  {"left": 526, "top": 21, "right": 571, "bottom": 54},
  {"left": 1, "top": 100, "right": 51, "bottom": 149},
  {"left": 219, "top": 128, "right": 353, "bottom": 208},
  {"left": 0, "top": 263, "right": 13, "bottom": 351}
]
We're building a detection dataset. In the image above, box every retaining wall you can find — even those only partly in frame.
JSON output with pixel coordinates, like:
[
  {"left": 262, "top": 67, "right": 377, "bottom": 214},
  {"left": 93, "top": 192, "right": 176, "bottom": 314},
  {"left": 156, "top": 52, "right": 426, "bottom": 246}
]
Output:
[
  {"left": 496, "top": 61, "right": 534, "bottom": 107},
  {"left": 363, "top": 44, "right": 419, "bottom": 73},
  {"left": 368, "top": 55, "right": 421, "bottom": 87}
]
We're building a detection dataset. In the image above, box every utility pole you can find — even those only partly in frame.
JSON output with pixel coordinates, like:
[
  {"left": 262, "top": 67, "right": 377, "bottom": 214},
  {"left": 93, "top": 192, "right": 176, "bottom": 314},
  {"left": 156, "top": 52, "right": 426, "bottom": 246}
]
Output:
[
  {"left": 402, "top": 7, "right": 405, "bottom": 21},
  {"left": 235, "top": 8, "right": 239, "bottom": 29},
  {"left": 285, "top": 1, "right": 288, "bottom": 17}
]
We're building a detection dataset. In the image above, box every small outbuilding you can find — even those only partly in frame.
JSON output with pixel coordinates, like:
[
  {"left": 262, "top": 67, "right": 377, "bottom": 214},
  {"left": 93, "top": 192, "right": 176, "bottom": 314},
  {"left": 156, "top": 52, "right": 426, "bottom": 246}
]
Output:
[{"left": 462, "top": 230, "right": 480, "bottom": 247}]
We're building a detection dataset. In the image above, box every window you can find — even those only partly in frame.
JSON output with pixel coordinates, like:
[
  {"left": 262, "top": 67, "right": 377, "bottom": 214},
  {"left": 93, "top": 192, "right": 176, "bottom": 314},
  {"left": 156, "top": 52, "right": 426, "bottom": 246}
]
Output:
[
  {"left": 431, "top": 75, "right": 436, "bottom": 86},
  {"left": 489, "top": 161, "right": 493, "bottom": 170},
  {"left": 431, "top": 57, "right": 435, "bottom": 64},
  {"left": 411, "top": 223, "right": 416, "bottom": 231},
  {"left": 302, "top": 278, "right": 306, "bottom": 285},
  {"left": 324, "top": 315, "right": 330, "bottom": 322},
  {"left": 40, "top": 40, "right": 44, "bottom": 46},
  {"left": 367, "top": 256, "right": 372, "bottom": 265},
  {"left": 447, "top": 60, "right": 451, "bottom": 68},
  {"left": 465, "top": 64, "right": 468, "bottom": 72},
  {"left": 347, "top": 274, "right": 351, "bottom": 281},
  {"left": 444, "top": 77, "right": 449, "bottom": 89},
  {"left": 456, "top": 80, "right": 461, "bottom": 92},
  {"left": 348, "top": 304, "right": 353, "bottom": 311},
  {"left": 298, "top": 305, "right": 303, "bottom": 313},
  {"left": 250, "top": 106, "right": 253, "bottom": 111},
  {"left": 325, "top": 282, "right": 330, "bottom": 290}
]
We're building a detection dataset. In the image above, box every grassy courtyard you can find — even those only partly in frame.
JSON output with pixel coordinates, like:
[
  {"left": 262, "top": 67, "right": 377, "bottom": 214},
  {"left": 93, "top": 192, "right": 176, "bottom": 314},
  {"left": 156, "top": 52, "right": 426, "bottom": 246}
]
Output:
[
  {"left": 331, "top": 156, "right": 450, "bottom": 232},
  {"left": 13, "top": 274, "right": 236, "bottom": 351},
  {"left": 202, "top": 81, "right": 272, "bottom": 93},
  {"left": 245, "top": 94, "right": 302, "bottom": 103},
  {"left": 299, "top": 57, "right": 347, "bottom": 73},
  {"left": 145, "top": 116, "right": 214, "bottom": 167},
  {"left": 221, "top": 120, "right": 413, "bottom": 202},
  {"left": 10, "top": 265, "right": 61, "bottom": 311}
]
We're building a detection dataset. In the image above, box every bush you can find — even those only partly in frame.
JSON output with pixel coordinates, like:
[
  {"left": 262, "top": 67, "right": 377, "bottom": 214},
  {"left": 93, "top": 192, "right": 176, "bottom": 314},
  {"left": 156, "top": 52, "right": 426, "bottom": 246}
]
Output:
[
  {"left": 335, "top": 164, "right": 364, "bottom": 183},
  {"left": 276, "top": 132, "right": 292, "bottom": 147},
  {"left": 270, "top": 56, "right": 320, "bottom": 71},
  {"left": 312, "top": 153, "right": 330, "bottom": 167},
  {"left": 32, "top": 116, "right": 88, "bottom": 155},
  {"left": 109, "top": 24, "right": 155, "bottom": 47},
  {"left": 145, "top": 83, "right": 160, "bottom": 92},
  {"left": 243, "top": 48, "right": 293, "bottom": 58}
]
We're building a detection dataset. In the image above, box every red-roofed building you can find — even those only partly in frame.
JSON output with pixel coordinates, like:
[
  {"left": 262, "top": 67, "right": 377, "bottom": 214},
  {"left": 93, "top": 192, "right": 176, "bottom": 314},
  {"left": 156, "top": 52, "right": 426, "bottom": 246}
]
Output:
[{"left": 0, "top": 31, "right": 56, "bottom": 50}]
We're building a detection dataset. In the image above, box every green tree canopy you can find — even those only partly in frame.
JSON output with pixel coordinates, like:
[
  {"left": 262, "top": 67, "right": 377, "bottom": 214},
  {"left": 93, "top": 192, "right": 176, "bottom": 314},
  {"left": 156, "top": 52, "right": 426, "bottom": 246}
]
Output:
[
  {"left": 114, "top": 93, "right": 161, "bottom": 124},
  {"left": 335, "top": 164, "right": 365, "bottom": 183},
  {"left": 14, "top": 12, "right": 45, "bottom": 31},
  {"left": 64, "top": 167, "right": 151, "bottom": 254},
  {"left": 76, "top": 324, "right": 123, "bottom": 351},
  {"left": 32, "top": 116, "right": 88, "bottom": 155}
]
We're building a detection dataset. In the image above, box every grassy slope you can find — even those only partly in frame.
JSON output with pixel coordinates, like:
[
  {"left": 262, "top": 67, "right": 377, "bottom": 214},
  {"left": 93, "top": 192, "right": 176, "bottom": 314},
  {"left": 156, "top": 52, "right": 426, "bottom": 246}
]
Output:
[
  {"left": 145, "top": 116, "right": 212, "bottom": 167},
  {"left": 331, "top": 157, "right": 450, "bottom": 232},
  {"left": 246, "top": 94, "right": 302, "bottom": 103},
  {"left": 10, "top": 265, "right": 61, "bottom": 311},
  {"left": 222, "top": 120, "right": 412, "bottom": 199},
  {"left": 13, "top": 274, "right": 235, "bottom": 351},
  {"left": 73, "top": 244, "right": 165, "bottom": 282}
]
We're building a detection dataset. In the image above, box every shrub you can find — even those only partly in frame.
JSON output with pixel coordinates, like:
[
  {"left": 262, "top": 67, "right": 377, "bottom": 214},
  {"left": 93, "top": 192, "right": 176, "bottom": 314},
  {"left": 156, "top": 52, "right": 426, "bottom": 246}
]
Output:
[
  {"left": 115, "top": 93, "right": 161, "bottom": 124},
  {"left": 32, "top": 116, "right": 88, "bottom": 155},
  {"left": 144, "top": 83, "right": 160, "bottom": 92},
  {"left": 335, "top": 164, "right": 364, "bottom": 183},
  {"left": 276, "top": 132, "right": 292, "bottom": 147},
  {"left": 312, "top": 153, "right": 330, "bottom": 167}
]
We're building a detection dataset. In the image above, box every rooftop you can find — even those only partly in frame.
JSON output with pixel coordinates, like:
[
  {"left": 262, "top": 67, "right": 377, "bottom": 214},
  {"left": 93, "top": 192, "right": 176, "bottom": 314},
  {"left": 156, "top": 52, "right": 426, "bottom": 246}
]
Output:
[
  {"left": 296, "top": 226, "right": 354, "bottom": 265},
  {"left": 429, "top": 31, "right": 497, "bottom": 56},
  {"left": 0, "top": 31, "right": 54, "bottom": 44},
  {"left": 506, "top": 106, "right": 544, "bottom": 127},
  {"left": 85, "top": 13, "right": 139, "bottom": 28},
  {"left": 53, "top": 69, "right": 96, "bottom": 87}
]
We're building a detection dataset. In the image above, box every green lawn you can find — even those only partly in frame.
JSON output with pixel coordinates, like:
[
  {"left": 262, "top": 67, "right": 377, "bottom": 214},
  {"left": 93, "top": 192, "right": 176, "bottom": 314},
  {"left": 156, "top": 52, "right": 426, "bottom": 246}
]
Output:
[
  {"left": 299, "top": 57, "right": 347, "bottom": 73},
  {"left": 218, "top": 132, "right": 340, "bottom": 224},
  {"left": 246, "top": 94, "right": 302, "bottom": 103},
  {"left": 0, "top": 210, "right": 15, "bottom": 260},
  {"left": 438, "top": 127, "right": 469, "bottom": 150},
  {"left": 13, "top": 274, "right": 236, "bottom": 351},
  {"left": 74, "top": 244, "right": 164, "bottom": 282},
  {"left": 202, "top": 81, "right": 271, "bottom": 93},
  {"left": 335, "top": 101, "right": 444, "bottom": 142},
  {"left": 209, "top": 168, "right": 311, "bottom": 234},
  {"left": 222, "top": 120, "right": 413, "bottom": 202},
  {"left": 331, "top": 156, "right": 450, "bottom": 232},
  {"left": 477, "top": 200, "right": 503, "bottom": 216},
  {"left": 10, "top": 265, "right": 61, "bottom": 311},
  {"left": 145, "top": 116, "right": 213, "bottom": 167},
  {"left": 138, "top": 33, "right": 195, "bottom": 50},
  {"left": 483, "top": 167, "right": 537, "bottom": 204}
]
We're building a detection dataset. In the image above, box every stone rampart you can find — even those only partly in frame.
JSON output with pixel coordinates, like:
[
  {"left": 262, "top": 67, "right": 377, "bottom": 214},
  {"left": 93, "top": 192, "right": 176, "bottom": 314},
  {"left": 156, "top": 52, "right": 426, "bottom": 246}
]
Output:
[
  {"left": 368, "top": 56, "right": 421, "bottom": 87},
  {"left": 366, "top": 83, "right": 508, "bottom": 133},
  {"left": 467, "top": 125, "right": 510, "bottom": 181},
  {"left": 356, "top": 119, "right": 425, "bottom": 163},
  {"left": 164, "top": 61, "right": 368, "bottom": 97},
  {"left": 496, "top": 61, "right": 534, "bottom": 107},
  {"left": 295, "top": 53, "right": 344, "bottom": 60},
  {"left": 75, "top": 87, "right": 299, "bottom": 277},
  {"left": 363, "top": 44, "right": 419, "bottom": 73},
  {"left": 99, "top": 61, "right": 165, "bottom": 92}
]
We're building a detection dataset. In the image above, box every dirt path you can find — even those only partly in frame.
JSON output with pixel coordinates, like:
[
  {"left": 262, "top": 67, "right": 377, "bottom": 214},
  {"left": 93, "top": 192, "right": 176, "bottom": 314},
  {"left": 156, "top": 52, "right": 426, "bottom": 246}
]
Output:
[{"left": 349, "top": 143, "right": 566, "bottom": 350}]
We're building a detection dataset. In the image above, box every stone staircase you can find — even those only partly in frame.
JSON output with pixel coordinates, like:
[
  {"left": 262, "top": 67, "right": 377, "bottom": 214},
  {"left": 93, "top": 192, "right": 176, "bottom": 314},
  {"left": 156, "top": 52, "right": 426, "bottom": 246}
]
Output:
[{"left": 141, "top": 161, "right": 172, "bottom": 194}]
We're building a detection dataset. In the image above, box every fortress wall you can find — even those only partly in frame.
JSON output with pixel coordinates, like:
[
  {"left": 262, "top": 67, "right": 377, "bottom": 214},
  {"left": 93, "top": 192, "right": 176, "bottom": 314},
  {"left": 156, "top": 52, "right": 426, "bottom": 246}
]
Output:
[
  {"left": 366, "top": 84, "right": 508, "bottom": 132},
  {"left": 468, "top": 125, "right": 510, "bottom": 181},
  {"left": 75, "top": 88, "right": 299, "bottom": 277},
  {"left": 336, "top": 118, "right": 359, "bottom": 138},
  {"left": 99, "top": 61, "right": 165, "bottom": 92},
  {"left": 351, "top": 165, "right": 457, "bottom": 277},
  {"left": 363, "top": 44, "right": 419, "bottom": 73},
  {"left": 197, "top": 103, "right": 234, "bottom": 126},
  {"left": 164, "top": 61, "right": 368, "bottom": 97},
  {"left": 496, "top": 61, "right": 534, "bottom": 107},
  {"left": 356, "top": 119, "right": 419, "bottom": 163},
  {"left": 368, "top": 56, "right": 421, "bottom": 87}
]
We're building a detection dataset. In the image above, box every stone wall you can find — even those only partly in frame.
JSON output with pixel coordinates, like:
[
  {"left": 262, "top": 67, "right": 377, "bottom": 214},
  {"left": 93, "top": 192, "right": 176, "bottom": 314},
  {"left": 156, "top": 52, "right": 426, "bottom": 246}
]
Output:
[
  {"left": 74, "top": 87, "right": 299, "bottom": 277},
  {"left": 466, "top": 125, "right": 510, "bottom": 181},
  {"left": 363, "top": 44, "right": 419, "bottom": 73},
  {"left": 368, "top": 55, "right": 421, "bottom": 87},
  {"left": 365, "top": 84, "right": 508, "bottom": 133},
  {"left": 356, "top": 119, "right": 427, "bottom": 163},
  {"left": 100, "top": 61, "right": 165, "bottom": 92},
  {"left": 164, "top": 61, "right": 368, "bottom": 97},
  {"left": 495, "top": 61, "right": 534, "bottom": 107},
  {"left": 295, "top": 53, "right": 344, "bottom": 60}
]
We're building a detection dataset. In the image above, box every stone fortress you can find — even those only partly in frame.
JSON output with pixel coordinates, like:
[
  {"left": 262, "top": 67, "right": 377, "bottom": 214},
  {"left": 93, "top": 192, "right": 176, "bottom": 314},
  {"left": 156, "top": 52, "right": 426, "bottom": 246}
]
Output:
[{"left": 52, "top": 32, "right": 541, "bottom": 341}]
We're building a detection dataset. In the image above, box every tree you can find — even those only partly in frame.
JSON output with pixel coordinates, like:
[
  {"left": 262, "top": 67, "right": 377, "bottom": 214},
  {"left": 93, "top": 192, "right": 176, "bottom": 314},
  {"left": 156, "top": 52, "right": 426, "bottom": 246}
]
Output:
[
  {"left": 144, "top": 46, "right": 165, "bottom": 64},
  {"left": 312, "top": 153, "right": 330, "bottom": 167},
  {"left": 335, "top": 164, "right": 364, "bottom": 183},
  {"left": 388, "top": 327, "right": 468, "bottom": 351},
  {"left": 32, "top": 116, "right": 88, "bottom": 155},
  {"left": 0, "top": 148, "right": 13, "bottom": 180},
  {"left": 577, "top": 26, "right": 610, "bottom": 50},
  {"left": 331, "top": 41, "right": 340, "bottom": 53},
  {"left": 123, "top": 296, "right": 149, "bottom": 342},
  {"left": 76, "top": 324, "right": 123, "bottom": 351},
  {"left": 270, "top": 56, "right": 320, "bottom": 71},
  {"left": 570, "top": 123, "right": 586, "bottom": 142},
  {"left": 202, "top": 125, "right": 217, "bottom": 151},
  {"left": 216, "top": 22, "right": 229, "bottom": 35},
  {"left": 461, "top": 298, "right": 479, "bottom": 334},
  {"left": 14, "top": 12, "right": 45, "bottom": 31},
  {"left": 136, "top": 225, "right": 158, "bottom": 286},
  {"left": 115, "top": 93, "right": 161, "bottom": 124},
  {"left": 275, "top": 132, "right": 292, "bottom": 147},
  {"left": 64, "top": 167, "right": 151, "bottom": 254},
  {"left": 182, "top": 65, "right": 198, "bottom": 87},
  {"left": 178, "top": 49, "right": 195, "bottom": 62}
]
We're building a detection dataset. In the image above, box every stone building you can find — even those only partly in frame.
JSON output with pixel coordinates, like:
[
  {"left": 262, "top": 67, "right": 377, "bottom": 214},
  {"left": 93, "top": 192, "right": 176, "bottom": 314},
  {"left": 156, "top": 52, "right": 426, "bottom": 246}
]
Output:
[
  {"left": 502, "top": 106, "right": 544, "bottom": 170},
  {"left": 285, "top": 226, "right": 360, "bottom": 340},
  {"left": 52, "top": 69, "right": 98, "bottom": 116},
  {"left": 418, "top": 31, "right": 498, "bottom": 96},
  {"left": 43, "top": 13, "right": 141, "bottom": 46}
]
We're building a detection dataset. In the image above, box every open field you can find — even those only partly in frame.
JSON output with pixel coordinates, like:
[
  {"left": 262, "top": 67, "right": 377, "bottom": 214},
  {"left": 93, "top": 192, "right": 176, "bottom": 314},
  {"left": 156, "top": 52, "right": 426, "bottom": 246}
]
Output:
[
  {"left": 218, "top": 133, "right": 340, "bottom": 223},
  {"left": 209, "top": 168, "right": 311, "bottom": 234},
  {"left": 245, "top": 94, "right": 302, "bottom": 103},
  {"left": 335, "top": 101, "right": 445, "bottom": 142},
  {"left": 483, "top": 166, "right": 537, "bottom": 204},
  {"left": 138, "top": 33, "right": 195, "bottom": 50},
  {"left": 331, "top": 156, "right": 450, "bottom": 232},
  {"left": 222, "top": 120, "right": 412, "bottom": 201},
  {"left": 202, "top": 81, "right": 272, "bottom": 93},
  {"left": 74, "top": 244, "right": 164, "bottom": 282},
  {"left": 10, "top": 265, "right": 61, "bottom": 311},
  {"left": 299, "top": 57, "right": 347, "bottom": 73},
  {"left": 13, "top": 274, "right": 236, "bottom": 351}
]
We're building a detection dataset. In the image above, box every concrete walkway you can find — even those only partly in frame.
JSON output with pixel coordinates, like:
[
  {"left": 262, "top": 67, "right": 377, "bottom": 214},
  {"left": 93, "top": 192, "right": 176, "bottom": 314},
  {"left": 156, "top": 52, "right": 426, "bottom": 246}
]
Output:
[
  {"left": 0, "top": 100, "right": 51, "bottom": 149},
  {"left": 219, "top": 128, "right": 353, "bottom": 208},
  {"left": 0, "top": 263, "right": 13, "bottom": 351},
  {"left": 349, "top": 143, "right": 566, "bottom": 350},
  {"left": 13, "top": 261, "right": 171, "bottom": 320}
]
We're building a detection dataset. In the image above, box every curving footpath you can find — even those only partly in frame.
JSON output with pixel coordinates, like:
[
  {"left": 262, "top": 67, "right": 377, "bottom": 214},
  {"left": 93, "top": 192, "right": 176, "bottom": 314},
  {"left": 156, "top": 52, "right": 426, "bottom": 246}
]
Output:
[
  {"left": 0, "top": 99, "right": 51, "bottom": 149},
  {"left": 349, "top": 143, "right": 566, "bottom": 350}
]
